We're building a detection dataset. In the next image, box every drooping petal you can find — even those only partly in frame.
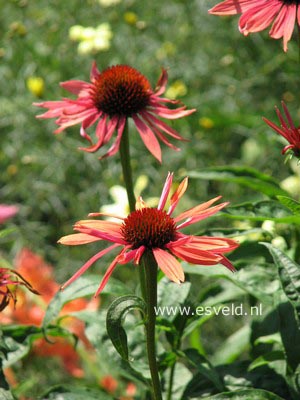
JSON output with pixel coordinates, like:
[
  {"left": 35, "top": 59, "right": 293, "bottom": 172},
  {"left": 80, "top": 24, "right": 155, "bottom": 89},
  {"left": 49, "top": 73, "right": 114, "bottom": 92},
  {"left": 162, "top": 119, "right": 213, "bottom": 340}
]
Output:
[
  {"left": 167, "top": 243, "right": 223, "bottom": 265},
  {"left": 94, "top": 255, "right": 120, "bottom": 296},
  {"left": 60, "top": 243, "right": 120, "bottom": 290},
  {"left": 269, "top": 4, "right": 296, "bottom": 51},
  {"left": 153, "top": 248, "right": 185, "bottom": 283},
  {"left": 132, "top": 114, "right": 162, "bottom": 162}
]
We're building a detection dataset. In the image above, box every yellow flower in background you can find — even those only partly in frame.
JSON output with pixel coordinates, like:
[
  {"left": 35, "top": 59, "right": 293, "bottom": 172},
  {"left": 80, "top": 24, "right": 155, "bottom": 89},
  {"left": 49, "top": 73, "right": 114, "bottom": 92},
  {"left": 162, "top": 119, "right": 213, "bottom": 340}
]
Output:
[
  {"left": 199, "top": 117, "right": 214, "bottom": 129},
  {"left": 98, "top": 0, "right": 121, "bottom": 7},
  {"left": 165, "top": 80, "right": 187, "bottom": 100},
  {"left": 26, "top": 77, "right": 45, "bottom": 97},
  {"left": 69, "top": 23, "right": 113, "bottom": 55},
  {"left": 124, "top": 12, "right": 138, "bottom": 25}
]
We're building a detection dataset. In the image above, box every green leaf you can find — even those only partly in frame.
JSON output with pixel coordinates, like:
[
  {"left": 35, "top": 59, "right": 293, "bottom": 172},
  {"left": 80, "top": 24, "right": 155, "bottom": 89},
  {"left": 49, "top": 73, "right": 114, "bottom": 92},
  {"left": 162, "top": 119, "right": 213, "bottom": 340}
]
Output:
[
  {"left": 41, "top": 384, "right": 114, "bottom": 400},
  {"left": 188, "top": 166, "right": 287, "bottom": 197},
  {"left": 106, "top": 295, "right": 146, "bottom": 361},
  {"left": 248, "top": 350, "right": 286, "bottom": 371},
  {"left": 183, "top": 348, "right": 224, "bottom": 391},
  {"left": 211, "top": 325, "right": 250, "bottom": 365},
  {"left": 277, "top": 196, "right": 300, "bottom": 216},
  {"left": 277, "top": 302, "right": 300, "bottom": 372},
  {"left": 202, "top": 388, "right": 285, "bottom": 399},
  {"left": 42, "top": 275, "right": 130, "bottom": 328},
  {"left": 224, "top": 201, "right": 300, "bottom": 224},
  {"left": 262, "top": 243, "right": 300, "bottom": 321}
]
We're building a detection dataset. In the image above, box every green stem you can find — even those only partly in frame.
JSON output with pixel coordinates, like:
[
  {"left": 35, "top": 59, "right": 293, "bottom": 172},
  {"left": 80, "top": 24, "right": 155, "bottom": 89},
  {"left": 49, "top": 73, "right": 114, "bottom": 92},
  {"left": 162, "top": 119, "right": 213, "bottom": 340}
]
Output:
[
  {"left": 118, "top": 121, "right": 161, "bottom": 399},
  {"left": 119, "top": 121, "right": 147, "bottom": 300},
  {"left": 167, "top": 363, "right": 176, "bottom": 400},
  {"left": 119, "top": 121, "right": 136, "bottom": 213},
  {"left": 143, "top": 252, "right": 163, "bottom": 400}
]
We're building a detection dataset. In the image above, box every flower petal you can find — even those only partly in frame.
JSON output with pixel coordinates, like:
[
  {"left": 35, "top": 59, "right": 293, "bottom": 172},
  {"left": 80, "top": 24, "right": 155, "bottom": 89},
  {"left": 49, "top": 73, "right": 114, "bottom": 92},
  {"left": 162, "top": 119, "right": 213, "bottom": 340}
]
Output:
[
  {"left": 153, "top": 248, "right": 184, "bottom": 283},
  {"left": 157, "top": 172, "right": 173, "bottom": 211},
  {"left": 58, "top": 233, "right": 102, "bottom": 245},
  {"left": 168, "top": 177, "right": 188, "bottom": 216},
  {"left": 132, "top": 114, "right": 162, "bottom": 162},
  {"left": 61, "top": 243, "right": 120, "bottom": 290}
]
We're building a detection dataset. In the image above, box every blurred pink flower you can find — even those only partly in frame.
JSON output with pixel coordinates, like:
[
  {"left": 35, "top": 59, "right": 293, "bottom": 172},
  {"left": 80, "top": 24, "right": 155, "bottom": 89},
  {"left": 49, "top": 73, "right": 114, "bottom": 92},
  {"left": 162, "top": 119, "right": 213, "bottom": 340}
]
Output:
[
  {"left": 263, "top": 101, "right": 300, "bottom": 157},
  {"left": 209, "top": 0, "right": 300, "bottom": 51},
  {"left": 34, "top": 63, "right": 196, "bottom": 162},
  {"left": 59, "top": 173, "right": 239, "bottom": 296},
  {"left": 0, "top": 205, "right": 18, "bottom": 224}
]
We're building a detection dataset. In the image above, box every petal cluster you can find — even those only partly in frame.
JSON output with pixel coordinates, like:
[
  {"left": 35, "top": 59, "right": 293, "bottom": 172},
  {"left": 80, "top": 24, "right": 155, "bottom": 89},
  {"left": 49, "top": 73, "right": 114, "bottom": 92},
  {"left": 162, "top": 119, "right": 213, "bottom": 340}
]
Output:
[
  {"left": 34, "top": 63, "right": 196, "bottom": 162},
  {"left": 263, "top": 101, "right": 300, "bottom": 157},
  {"left": 59, "top": 173, "right": 239, "bottom": 297},
  {"left": 209, "top": 0, "right": 300, "bottom": 51}
]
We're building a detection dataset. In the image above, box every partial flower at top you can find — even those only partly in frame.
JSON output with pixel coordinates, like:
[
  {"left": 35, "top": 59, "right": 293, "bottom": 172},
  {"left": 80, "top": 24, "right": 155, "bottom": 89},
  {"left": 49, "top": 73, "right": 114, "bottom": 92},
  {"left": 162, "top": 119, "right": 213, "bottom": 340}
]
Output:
[
  {"left": 0, "top": 204, "right": 18, "bottom": 224},
  {"left": 209, "top": 0, "right": 300, "bottom": 52},
  {"left": 58, "top": 173, "right": 239, "bottom": 297},
  {"left": 34, "top": 63, "right": 196, "bottom": 162},
  {"left": 263, "top": 101, "right": 300, "bottom": 158}
]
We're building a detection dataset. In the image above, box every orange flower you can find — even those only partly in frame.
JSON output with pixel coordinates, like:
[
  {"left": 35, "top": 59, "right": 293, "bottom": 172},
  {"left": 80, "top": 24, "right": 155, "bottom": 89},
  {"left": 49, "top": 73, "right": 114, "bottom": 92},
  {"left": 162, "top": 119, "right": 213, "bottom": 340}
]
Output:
[{"left": 59, "top": 173, "right": 239, "bottom": 297}]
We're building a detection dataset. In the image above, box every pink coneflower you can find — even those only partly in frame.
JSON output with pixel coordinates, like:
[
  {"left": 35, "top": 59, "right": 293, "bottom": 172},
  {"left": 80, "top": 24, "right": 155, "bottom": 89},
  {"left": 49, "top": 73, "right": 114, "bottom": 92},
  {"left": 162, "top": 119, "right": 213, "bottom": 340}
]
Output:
[
  {"left": 58, "top": 173, "right": 239, "bottom": 297},
  {"left": 0, "top": 268, "right": 39, "bottom": 311},
  {"left": 34, "top": 63, "right": 196, "bottom": 162},
  {"left": 0, "top": 205, "right": 18, "bottom": 224},
  {"left": 263, "top": 101, "right": 300, "bottom": 157},
  {"left": 209, "top": 0, "right": 300, "bottom": 52}
]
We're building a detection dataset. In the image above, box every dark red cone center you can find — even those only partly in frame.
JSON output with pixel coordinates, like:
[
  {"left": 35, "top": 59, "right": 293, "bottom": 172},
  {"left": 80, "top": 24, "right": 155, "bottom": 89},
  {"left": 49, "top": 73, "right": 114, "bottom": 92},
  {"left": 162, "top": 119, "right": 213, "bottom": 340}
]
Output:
[
  {"left": 121, "top": 208, "right": 177, "bottom": 249},
  {"left": 92, "top": 65, "right": 152, "bottom": 117}
]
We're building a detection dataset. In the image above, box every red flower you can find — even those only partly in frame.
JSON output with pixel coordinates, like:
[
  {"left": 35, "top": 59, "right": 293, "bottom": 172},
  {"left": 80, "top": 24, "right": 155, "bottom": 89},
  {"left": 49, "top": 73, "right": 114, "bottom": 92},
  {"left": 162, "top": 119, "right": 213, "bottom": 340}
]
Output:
[
  {"left": 59, "top": 173, "right": 239, "bottom": 297},
  {"left": 209, "top": 0, "right": 300, "bottom": 52},
  {"left": 263, "top": 101, "right": 300, "bottom": 157},
  {"left": 34, "top": 63, "right": 196, "bottom": 162}
]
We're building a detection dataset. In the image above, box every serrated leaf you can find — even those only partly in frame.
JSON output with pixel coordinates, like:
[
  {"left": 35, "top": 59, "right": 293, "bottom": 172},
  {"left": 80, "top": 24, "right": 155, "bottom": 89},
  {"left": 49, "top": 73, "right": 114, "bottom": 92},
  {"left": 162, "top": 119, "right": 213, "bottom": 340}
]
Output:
[
  {"left": 43, "top": 275, "right": 130, "bottom": 328},
  {"left": 262, "top": 243, "right": 300, "bottom": 322},
  {"left": 277, "top": 196, "right": 300, "bottom": 216},
  {"left": 203, "top": 388, "right": 285, "bottom": 399},
  {"left": 106, "top": 295, "right": 146, "bottom": 361},
  {"left": 189, "top": 167, "right": 287, "bottom": 198}
]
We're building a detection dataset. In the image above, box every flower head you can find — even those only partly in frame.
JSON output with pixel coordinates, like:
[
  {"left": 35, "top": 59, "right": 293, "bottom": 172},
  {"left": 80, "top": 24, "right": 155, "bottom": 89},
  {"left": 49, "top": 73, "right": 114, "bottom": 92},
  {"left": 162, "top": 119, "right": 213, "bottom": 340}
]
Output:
[
  {"left": 34, "top": 63, "right": 196, "bottom": 162},
  {"left": 263, "top": 101, "right": 300, "bottom": 157},
  {"left": 0, "top": 267, "right": 39, "bottom": 311},
  {"left": 58, "top": 173, "right": 239, "bottom": 297},
  {"left": 209, "top": 0, "right": 300, "bottom": 52}
]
